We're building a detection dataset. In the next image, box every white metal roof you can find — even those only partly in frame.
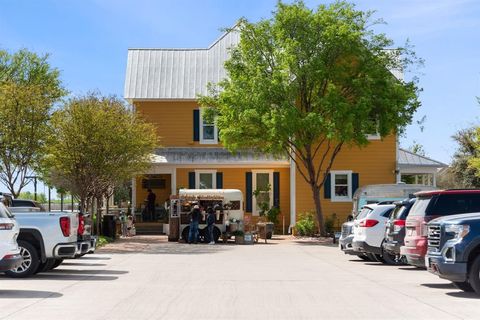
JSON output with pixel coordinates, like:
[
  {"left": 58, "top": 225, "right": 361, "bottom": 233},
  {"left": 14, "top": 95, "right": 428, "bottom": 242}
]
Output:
[
  {"left": 398, "top": 148, "right": 447, "bottom": 168},
  {"left": 124, "top": 29, "right": 240, "bottom": 100}
]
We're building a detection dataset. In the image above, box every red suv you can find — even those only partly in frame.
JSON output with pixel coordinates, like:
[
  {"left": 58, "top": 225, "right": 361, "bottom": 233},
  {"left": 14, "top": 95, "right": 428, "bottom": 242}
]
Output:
[{"left": 401, "top": 189, "right": 480, "bottom": 268}]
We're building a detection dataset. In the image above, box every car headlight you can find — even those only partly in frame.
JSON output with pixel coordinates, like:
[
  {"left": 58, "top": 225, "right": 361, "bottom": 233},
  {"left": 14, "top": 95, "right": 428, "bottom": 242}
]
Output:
[{"left": 445, "top": 224, "right": 470, "bottom": 240}]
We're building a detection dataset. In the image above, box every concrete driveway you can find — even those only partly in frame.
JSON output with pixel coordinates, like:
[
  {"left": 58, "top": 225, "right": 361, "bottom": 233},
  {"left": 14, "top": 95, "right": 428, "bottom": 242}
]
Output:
[{"left": 0, "top": 236, "right": 479, "bottom": 320}]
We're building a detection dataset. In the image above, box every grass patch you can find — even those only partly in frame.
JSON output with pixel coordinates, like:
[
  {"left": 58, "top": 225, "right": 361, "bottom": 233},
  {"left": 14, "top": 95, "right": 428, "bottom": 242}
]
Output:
[{"left": 97, "top": 236, "right": 114, "bottom": 248}]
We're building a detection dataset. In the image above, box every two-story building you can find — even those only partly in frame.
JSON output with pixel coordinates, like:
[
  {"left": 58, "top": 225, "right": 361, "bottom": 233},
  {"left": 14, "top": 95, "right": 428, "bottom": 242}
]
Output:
[{"left": 123, "top": 28, "right": 445, "bottom": 234}]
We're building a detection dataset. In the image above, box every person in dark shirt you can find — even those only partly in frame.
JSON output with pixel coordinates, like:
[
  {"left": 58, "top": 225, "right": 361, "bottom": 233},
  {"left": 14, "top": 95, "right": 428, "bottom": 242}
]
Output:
[
  {"left": 188, "top": 204, "right": 201, "bottom": 244},
  {"left": 146, "top": 189, "right": 156, "bottom": 221},
  {"left": 206, "top": 207, "right": 216, "bottom": 244}
]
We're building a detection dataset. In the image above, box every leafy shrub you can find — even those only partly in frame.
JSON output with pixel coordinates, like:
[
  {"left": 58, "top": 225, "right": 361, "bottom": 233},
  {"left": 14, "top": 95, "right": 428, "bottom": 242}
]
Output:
[
  {"left": 295, "top": 212, "right": 316, "bottom": 236},
  {"left": 325, "top": 213, "right": 337, "bottom": 235}
]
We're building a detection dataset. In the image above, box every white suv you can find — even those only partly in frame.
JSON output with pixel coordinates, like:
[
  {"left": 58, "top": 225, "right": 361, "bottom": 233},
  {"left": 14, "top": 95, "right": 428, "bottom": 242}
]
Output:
[
  {"left": 352, "top": 204, "right": 395, "bottom": 261},
  {"left": 0, "top": 202, "right": 22, "bottom": 271}
]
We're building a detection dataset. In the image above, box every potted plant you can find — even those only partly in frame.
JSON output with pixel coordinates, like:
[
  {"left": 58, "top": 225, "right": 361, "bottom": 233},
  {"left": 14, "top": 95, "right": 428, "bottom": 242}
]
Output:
[{"left": 233, "top": 230, "right": 245, "bottom": 244}]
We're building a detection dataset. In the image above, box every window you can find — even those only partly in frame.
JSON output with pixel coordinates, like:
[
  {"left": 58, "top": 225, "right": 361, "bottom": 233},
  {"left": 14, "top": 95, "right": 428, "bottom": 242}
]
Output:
[
  {"left": 252, "top": 170, "right": 273, "bottom": 215},
  {"left": 195, "top": 170, "right": 217, "bottom": 189},
  {"left": 331, "top": 171, "right": 352, "bottom": 202},
  {"left": 200, "top": 108, "right": 218, "bottom": 144},
  {"left": 366, "top": 118, "right": 381, "bottom": 140}
]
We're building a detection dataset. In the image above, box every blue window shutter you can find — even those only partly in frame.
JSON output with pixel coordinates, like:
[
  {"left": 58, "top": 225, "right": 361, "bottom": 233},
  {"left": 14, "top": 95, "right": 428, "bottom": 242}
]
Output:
[
  {"left": 188, "top": 172, "right": 195, "bottom": 189},
  {"left": 324, "top": 173, "right": 331, "bottom": 199},
  {"left": 246, "top": 172, "right": 252, "bottom": 213},
  {"left": 352, "top": 173, "right": 359, "bottom": 195},
  {"left": 216, "top": 172, "right": 223, "bottom": 189},
  {"left": 273, "top": 172, "right": 280, "bottom": 208},
  {"left": 193, "top": 110, "right": 200, "bottom": 141}
]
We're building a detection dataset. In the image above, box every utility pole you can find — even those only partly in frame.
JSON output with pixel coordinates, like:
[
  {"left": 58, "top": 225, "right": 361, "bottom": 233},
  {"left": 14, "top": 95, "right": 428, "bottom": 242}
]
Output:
[{"left": 25, "top": 175, "right": 38, "bottom": 201}]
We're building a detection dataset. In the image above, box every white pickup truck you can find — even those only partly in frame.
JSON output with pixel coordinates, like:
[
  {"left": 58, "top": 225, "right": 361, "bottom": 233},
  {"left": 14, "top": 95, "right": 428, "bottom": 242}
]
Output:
[{"left": 0, "top": 194, "right": 80, "bottom": 278}]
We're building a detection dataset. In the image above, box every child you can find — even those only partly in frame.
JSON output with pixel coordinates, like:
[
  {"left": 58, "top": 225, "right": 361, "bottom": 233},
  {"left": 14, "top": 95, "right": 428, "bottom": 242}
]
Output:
[{"left": 127, "top": 215, "right": 134, "bottom": 237}]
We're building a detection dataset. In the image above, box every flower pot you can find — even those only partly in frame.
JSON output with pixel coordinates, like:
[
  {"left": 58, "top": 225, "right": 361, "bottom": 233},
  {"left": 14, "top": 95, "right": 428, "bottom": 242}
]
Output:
[{"left": 235, "top": 235, "right": 244, "bottom": 244}]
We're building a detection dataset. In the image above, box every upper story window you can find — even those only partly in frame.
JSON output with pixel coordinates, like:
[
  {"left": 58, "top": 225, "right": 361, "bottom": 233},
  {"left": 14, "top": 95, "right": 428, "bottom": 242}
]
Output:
[
  {"left": 330, "top": 170, "right": 352, "bottom": 202},
  {"left": 366, "top": 118, "right": 380, "bottom": 140},
  {"left": 200, "top": 108, "right": 218, "bottom": 144}
]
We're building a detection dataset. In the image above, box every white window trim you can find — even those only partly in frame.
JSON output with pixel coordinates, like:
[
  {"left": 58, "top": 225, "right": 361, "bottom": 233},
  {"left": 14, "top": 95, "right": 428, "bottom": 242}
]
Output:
[
  {"left": 252, "top": 170, "right": 274, "bottom": 216},
  {"left": 366, "top": 132, "right": 381, "bottom": 140},
  {"left": 199, "top": 108, "right": 218, "bottom": 144},
  {"left": 195, "top": 170, "right": 217, "bottom": 189},
  {"left": 330, "top": 170, "right": 353, "bottom": 202}
]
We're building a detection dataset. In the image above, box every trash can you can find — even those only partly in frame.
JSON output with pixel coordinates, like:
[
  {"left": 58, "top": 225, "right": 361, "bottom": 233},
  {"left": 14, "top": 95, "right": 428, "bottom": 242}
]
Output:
[{"left": 102, "top": 215, "right": 117, "bottom": 239}]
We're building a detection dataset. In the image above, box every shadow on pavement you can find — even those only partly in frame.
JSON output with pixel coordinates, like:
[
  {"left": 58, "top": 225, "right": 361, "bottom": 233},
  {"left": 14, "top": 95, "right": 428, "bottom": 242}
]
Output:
[
  {"left": 28, "top": 274, "right": 118, "bottom": 281},
  {"left": 49, "top": 269, "right": 128, "bottom": 275},
  {"left": 421, "top": 283, "right": 455, "bottom": 289},
  {"left": 78, "top": 256, "right": 111, "bottom": 260},
  {"left": 398, "top": 266, "right": 424, "bottom": 271},
  {"left": 0, "top": 290, "right": 62, "bottom": 299},
  {"left": 61, "top": 262, "right": 107, "bottom": 267},
  {"left": 446, "top": 291, "right": 480, "bottom": 299}
]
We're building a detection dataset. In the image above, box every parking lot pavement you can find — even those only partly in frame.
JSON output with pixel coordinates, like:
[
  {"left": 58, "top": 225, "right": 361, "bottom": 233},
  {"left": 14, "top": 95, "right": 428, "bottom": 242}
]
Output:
[{"left": 1, "top": 236, "right": 480, "bottom": 320}]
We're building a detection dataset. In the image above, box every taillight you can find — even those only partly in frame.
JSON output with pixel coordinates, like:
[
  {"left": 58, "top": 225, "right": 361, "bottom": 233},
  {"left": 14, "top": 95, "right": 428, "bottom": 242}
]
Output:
[
  {"left": 359, "top": 219, "right": 379, "bottom": 228},
  {"left": 60, "top": 217, "right": 70, "bottom": 237},
  {"left": 78, "top": 215, "right": 85, "bottom": 236},
  {"left": 0, "top": 223, "right": 14, "bottom": 230},
  {"left": 393, "top": 219, "right": 405, "bottom": 232}
]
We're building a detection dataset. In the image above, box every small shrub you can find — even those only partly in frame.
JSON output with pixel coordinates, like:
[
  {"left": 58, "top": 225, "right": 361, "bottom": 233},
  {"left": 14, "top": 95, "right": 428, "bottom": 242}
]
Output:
[
  {"left": 97, "top": 236, "right": 114, "bottom": 247},
  {"left": 295, "top": 212, "right": 316, "bottom": 236},
  {"left": 325, "top": 213, "right": 337, "bottom": 235}
]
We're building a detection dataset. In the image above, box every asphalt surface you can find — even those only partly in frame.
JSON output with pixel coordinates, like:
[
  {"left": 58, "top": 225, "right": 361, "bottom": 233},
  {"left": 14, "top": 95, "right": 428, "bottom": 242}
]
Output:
[{"left": 0, "top": 236, "right": 479, "bottom": 320}]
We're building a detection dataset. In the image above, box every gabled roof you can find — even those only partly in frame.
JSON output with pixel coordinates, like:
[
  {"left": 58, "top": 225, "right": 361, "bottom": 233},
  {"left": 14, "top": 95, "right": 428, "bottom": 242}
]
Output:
[
  {"left": 398, "top": 148, "right": 447, "bottom": 168},
  {"left": 124, "top": 29, "right": 239, "bottom": 100}
]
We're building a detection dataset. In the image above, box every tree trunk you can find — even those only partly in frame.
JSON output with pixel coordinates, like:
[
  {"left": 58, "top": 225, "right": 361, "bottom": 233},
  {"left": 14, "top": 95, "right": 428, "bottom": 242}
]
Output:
[
  {"left": 310, "top": 184, "right": 325, "bottom": 236},
  {"left": 96, "top": 197, "right": 102, "bottom": 237}
]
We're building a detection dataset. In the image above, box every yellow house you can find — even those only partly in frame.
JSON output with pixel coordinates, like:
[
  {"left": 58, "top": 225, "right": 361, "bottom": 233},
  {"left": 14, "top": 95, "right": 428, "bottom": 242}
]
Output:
[{"left": 123, "top": 29, "right": 444, "bottom": 233}]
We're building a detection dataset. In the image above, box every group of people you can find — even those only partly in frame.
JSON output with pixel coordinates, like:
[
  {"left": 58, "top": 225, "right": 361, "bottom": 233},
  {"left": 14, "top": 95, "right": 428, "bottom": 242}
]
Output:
[{"left": 187, "top": 203, "right": 218, "bottom": 245}]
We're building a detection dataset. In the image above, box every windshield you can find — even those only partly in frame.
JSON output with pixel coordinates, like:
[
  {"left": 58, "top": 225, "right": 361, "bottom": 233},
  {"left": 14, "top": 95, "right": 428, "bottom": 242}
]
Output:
[{"left": 0, "top": 203, "right": 14, "bottom": 218}]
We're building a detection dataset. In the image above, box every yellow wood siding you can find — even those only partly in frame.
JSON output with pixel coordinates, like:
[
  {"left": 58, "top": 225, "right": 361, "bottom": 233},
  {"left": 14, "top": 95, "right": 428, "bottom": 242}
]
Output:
[
  {"left": 295, "top": 135, "right": 396, "bottom": 225},
  {"left": 176, "top": 167, "right": 291, "bottom": 231},
  {"left": 134, "top": 101, "right": 220, "bottom": 147}
]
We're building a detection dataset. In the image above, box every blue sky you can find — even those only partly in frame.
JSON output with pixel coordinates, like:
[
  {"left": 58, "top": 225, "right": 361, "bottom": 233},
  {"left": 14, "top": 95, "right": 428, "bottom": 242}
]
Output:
[{"left": 1, "top": 0, "right": 480, "bottom": 194}]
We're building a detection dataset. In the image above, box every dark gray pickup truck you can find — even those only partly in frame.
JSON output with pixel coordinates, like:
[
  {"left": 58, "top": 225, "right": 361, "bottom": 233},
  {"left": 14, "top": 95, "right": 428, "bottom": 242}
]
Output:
[{"left": 426, "top": 212, "right": 480, "bottom": 294}]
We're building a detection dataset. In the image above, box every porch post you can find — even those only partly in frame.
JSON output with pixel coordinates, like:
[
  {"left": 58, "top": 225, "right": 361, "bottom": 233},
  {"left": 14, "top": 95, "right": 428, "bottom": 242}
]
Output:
[
  {"left": 171, "top": 167, "right": 177, "bottom": 195},
  {"left": 289, "top": 157, "right": 296, "bottom": 233}
]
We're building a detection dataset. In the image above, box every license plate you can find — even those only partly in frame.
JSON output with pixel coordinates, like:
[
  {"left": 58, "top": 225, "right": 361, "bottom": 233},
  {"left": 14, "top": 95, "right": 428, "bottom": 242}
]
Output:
[{"left": 406, "top": 228, "right": 415, "bottom": 236}]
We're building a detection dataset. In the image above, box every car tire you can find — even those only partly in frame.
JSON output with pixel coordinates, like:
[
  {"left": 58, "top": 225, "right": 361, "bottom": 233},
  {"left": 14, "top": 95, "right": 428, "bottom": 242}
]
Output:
[
  {"left": 357, "top": 254, "right": 370, "bottom": 261},
  {"left": 36, "top": 258, "right": 56, "bottom": 274},
  {"left": 468, "top": 255, "right": 480, "bottom": 295},
  {"left": 51, "top": 259, "right": 63, "bottom": 270},
  {"left": 453, "top": 281, "right": 474, "bottom": 292},
  {"left": 4, "top": 240, "right": 40, "bottom": 278}
]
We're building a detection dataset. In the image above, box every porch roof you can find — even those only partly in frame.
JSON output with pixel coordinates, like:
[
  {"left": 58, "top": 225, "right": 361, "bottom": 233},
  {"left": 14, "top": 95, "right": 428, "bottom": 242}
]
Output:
[
  {"left": 398, "top": 148, "right": 447, "bottom": 169},
  {"left": 152, "top": 148, "right": 289, "bottom": 165}
]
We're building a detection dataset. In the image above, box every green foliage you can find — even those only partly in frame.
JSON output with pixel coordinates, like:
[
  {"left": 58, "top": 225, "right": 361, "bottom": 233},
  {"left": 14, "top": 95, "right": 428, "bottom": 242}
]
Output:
[
  {"left": 324, "top": 213, "right": 338, "bottom": 234},
  {"left": 41, "top": 93, "right": 158, "bottom": 223},
  {"left": 295, "top": 212, "right": 316, "bottom": 236},
  {"left": 446, "top": 127, "right": 480, "bottom": 188},
  {"left": 232, "top": 230, "right": 244, "bottom": 236},
  {"left": 408, "top": 140, "right": 426, "bottom": 156},
  {"left": 0, "top": 49, "right": 66, "bottom": 196},
  {"left": 97, "top": 236, "right": 114, "bottom": 247},
  {"left": 18, "top": 191, "right": 47, "bottom": 203},
  {"left": 200, "top": 1, "right": 421, "bottom": 234},
  {"left": 252, "top": 184, "right": 280, "bottom": 224}
]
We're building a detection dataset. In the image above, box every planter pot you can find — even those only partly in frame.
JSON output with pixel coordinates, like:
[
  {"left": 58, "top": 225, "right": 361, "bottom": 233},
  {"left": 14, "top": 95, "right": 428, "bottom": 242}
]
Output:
[{"left": 235, "top": 235, "right": 244, "bottom": 244}]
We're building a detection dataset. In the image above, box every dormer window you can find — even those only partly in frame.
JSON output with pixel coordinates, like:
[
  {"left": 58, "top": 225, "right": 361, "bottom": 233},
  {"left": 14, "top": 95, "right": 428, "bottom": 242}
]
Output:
[{"left": 200, "top": 108, "right": 218, "bottom": 144}]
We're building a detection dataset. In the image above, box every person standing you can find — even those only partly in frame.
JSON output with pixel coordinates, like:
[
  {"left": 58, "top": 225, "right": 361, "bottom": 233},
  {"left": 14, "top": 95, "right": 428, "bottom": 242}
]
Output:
[
  {"left": 206, "top": 207, "right": 216, "bottom": 244},
  {"left": 188, "top": 204, "right": 201, "bottom": 244},
  {"left": 146, "top": 189, "right": 156, "bottom": 221}
]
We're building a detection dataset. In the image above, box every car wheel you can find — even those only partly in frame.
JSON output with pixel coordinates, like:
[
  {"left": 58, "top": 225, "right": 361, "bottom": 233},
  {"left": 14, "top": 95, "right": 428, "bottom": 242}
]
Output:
[
  {"left": 51, "top": 259, "right": 64, "bottom": 270},
  {"left": 4, "top": 240, "right": 40, "bottom": 278},
  {"left": 468, "top": 255, "right": 480, "bottom": 295},
  {"left": 382, "top": 248, "right": 403, "bottom": 265},
  {"left": 356, "top": 254, "right": 370, "bottom": 261},
  {"left": 453, "top": 281, "right": 474, "bottom": 292},
  {"left": 36, "top": 258, "right": 56, "bottom": 274}
]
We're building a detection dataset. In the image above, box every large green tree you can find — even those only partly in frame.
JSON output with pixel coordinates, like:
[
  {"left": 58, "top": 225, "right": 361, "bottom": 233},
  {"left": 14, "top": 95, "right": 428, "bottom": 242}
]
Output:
[
  {"left": 42, "top": 93, "right": 158, "bottom": 233},
  {"left": 200, "top": 1, "right": 421, "bottom": 234},
  {"left": 0, "top": 49, "right": 66, "bottom": 197}
]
